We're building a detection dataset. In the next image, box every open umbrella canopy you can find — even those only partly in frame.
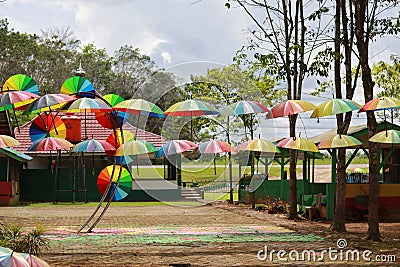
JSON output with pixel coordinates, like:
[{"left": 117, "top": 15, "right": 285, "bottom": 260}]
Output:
[
  {"left": 72, "top": 139, "right": 116, "bottom": 157},
  {"left": 317, "top": 134, "right": 363, "bottom": 149},
  {"left": 115, "top": 139, "right": 158, "bottom": 156},
  {"left": 2, "top": 74, "right": 39, "bottom": 95},
  {"left": 106, "top": 130, "right": 135, "bottom": 148},
  {"left": 310, "top": 99, "right": 361, "bottom": 118},
  {"left": 199, "top": 140, "right": 233, "bottom": 154},
  {"left": 358, "top": 96, "right": 400, "bottom": 112},
  {"left": 237, "top": 139, "right": 280, "bottom": 153},
  {"left": 96, "top": 94, "right": 129, "bottom": 129},
  {"left": 220, "top": 100, "right": 269, "bottom": 116},
  {"left": 156, "top": 140, "right": 198, "bottom": 157},
  {"left": 28, "top": 137, "right": 73, "bottom": 152},
  {"left": 29, "top": 114, "right": 66, "bottom": 142},
  {"left": 267, "top": 100, "right": 316, "bottom": 119},
  {"left": 23, "top": 93, "right": 75, "bottom": 114},
  {"left": 0, "top": 135, "right": 20, "bottom": 148},
  {"left": 277, "top": 136, "right": 319, "bottom": 152},
  {"left": 0, "top": 91, "right": 40, "bottom": 111},
  {"left": 19, "top": 253, "right": 50, "bottom": 267},
  {"left": 60, "top": 97, "right": 112, "bottom": 113},
  {"left": 164, "top": 99, "right": 219, "bottom": 116},
  {"left": 60, "top": 76, "right": 95, "bottom": 98},
  {"left": 113, "top": 99, "right": 165, "bottom": 118},
  {"left": 0, "top": 247, "right": 29, "bottom": 267},
  {"left": 97, "top": 165, "right": 132, "bottom": 201},
  {"left": 369, "top": 129, "right": 400, "bottom": 144}
]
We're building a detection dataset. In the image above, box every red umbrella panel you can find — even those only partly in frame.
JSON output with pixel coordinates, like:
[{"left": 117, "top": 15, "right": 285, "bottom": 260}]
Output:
[
  {"left": 95, "top": 110, "right": 130, "bottom": 129},
  {"left": 267, "top": 100, "right": 316, "bottom": 119},
  {"left": 27, "top": 137, "right": 73, "bottom": 152},
  {"left": 29, "top": 114, "right": 66, "bottom": 142},
  {"left": 106, "top": 130, "right": 135, "bottom": 148}
]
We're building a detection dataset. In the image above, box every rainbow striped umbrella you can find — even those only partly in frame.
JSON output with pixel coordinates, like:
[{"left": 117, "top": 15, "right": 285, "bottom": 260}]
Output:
[
  {"left": 106, "top": 130, "right": 135, "bottom": 148},
  {"left": 220, "top": 100, "right": 269, "bottom": 116},
  {"left": 60, "top": 97, "right": 111, "bottom": 113},
  {"left": 72, "top": 139, "right": 116, "bottom": 157},
  {"left": 23, "top": 93, "right": 75, "bottom": 114},
  {"left": 267, "top": 100, "right": 316, "bottom": 119},
  {"left": 60, "top": 76, "right": 95, "bottom": 98},
  {"left": 156, "top": 140, "right": 198, "bottom": 157},
  {"left": 0, "top": 247, "right": 29, "bottom": 267},
  {"left": 28, "top": 137, "right": 73, "bottom": 152},
  {"left": 359, "top": 96, "right": 400, "bottom": 112},
  {"left": 369, "top": 129, "right": 400, "bottom": 144},
  {"left": 96, "top": 94, "right": 129, "bottom": 129},
  {"left": 165, "top": 99, "right": 219, "bottom": 116},
  {"left": 97, "top": 165, "right": 132, "bottom": 201},
  {"left": 2, "top": 74, "right": 39, "bottom": 95},
  {"left": 237, "top": 139, "right": 280, "bottom": 153},
  {"left": 29, "top": 114, "right": 66, "bottom": 142},
  {"left": 317, "top": 134, "right": 362, "bottom": 149},
  {"left": 113, "top": 99, "right": 165, "bottom": 118},
  {"left": 115, "top": 139, "right": 158, "bottom": 156},
  {"left": 276, "top": 136, "right": 319, "bottom": 152},
  {"left": 0, "top": 91, "right": 40, "bottom": 111},
  {"left": 311, "top": 99, "right": 361, "bottom": 118},
  {"left": 19, "top": 253, "right": 50, "bottom": 267}
]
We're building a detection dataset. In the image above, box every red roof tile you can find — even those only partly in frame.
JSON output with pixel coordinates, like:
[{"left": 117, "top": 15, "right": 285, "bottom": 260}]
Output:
[{"left": 14, "top": 112, "right": 167, "bottom": 154}]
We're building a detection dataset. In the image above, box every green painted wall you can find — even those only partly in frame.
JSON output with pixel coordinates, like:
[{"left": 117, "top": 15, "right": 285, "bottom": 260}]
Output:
[{"left": 20, "top": 169, "right": 180, "bottom": 202}]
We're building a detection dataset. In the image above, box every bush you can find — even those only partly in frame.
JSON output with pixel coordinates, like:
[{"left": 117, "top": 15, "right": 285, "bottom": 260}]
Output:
[{"left": 0, "top": 222, "right": 50, "bottom": 256}]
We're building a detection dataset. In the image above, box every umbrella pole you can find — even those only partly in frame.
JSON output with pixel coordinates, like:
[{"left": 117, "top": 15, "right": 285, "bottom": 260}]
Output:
[
  {"left": 82, "top": 151, "right": 88, "bottom": 203},
  {"left": 251, "top": 151, "right": 255, "bottom": 209},
  {"left": 85, "top": 109, "right": 87, "bottom": 139},
  {"left": 214, "top": 153, "right": 217, "bottom": 175},
  {"left": 53, "top": 149, "right": 61, "bottom": 204},
  {"left": 229, "top": 151, "right": 233, "bottom": 204},
  {"left": 12, "top": 109, "right": 20, "bottom": 133}
]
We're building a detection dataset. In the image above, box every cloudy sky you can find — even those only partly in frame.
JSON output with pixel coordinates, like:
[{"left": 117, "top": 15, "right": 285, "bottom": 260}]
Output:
[{"left": 1, "top": 0, "right": 398, "bottom": 138}]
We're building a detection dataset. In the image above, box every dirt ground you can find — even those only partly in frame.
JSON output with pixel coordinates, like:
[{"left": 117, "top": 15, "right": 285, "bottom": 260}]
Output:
[{"left": 0, "top": 201, "right": 399, "bottom": 266}]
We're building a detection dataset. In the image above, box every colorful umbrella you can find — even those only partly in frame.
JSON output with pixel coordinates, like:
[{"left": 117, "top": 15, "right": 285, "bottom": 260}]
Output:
[
  {"left": 60, "top": 97, "right": 111, "bottom": 113},
  {"left": 0, "top": 91, "right": 40, "bottom": 111},
  {"left": 369, "top": 129, "right": 400, "bottom": 144},
  {"left": 199, "top": 139, "right": 234, "bottom": 175},
  {"left": 317, "top": 134, "right": 363, "bottom": 149},
  {"left": 199, "top": 140, "right": 233, "bottom": 154},
  {"left": 29, "top": 114, "right": 66, "bottom": 142},
  {"left": 72, "top": 139, "right": 116, "bottom": 157},
  {"left": 97, "top": 165, "right": 132, "bottom": 201},
  {"left": 276, "top": 136, "right": 319, "bottom": 152},
  {"left": 358, "top": 96, "right": 400, "bottom": 112},
  {"left": 115, "top": 139, "right": 158, "bottom": 156},
  {"left": 165, "top": 99, "right": 219, "bottom": 116},
  {"left": 28, "top": 137, "right": 73, "bottom": 152},
  {"left": 0, "top": 135, "right": 20, "bottom": 148},
  {"left": 220, "top": 100, "right": 269, "bottom": 116},
  {"left": 19, "top": 253, "right": 50, "bottom": 267},
  {"left": 267, "top": 100, "right": 316, "bottom": 119},
  {"left": 0, "top": 247, "right": 29, "bottom": 267},
  {"left": 106, "top": 130, "right": 135, "bottom": 148},
  {"left": 96, "top": 94, "right": 129, "bottom": 129},
  {"left": 237, "top": 139, "right": 280, "bottom": 153},
  {"left": 310, "top": 99, "right": 361, "bottom": 118},
  {"left": 60, "top": 76, "right": 95, "bottom": 98},
  {"left": 2, "top": 74, "right": 39, "bottom": 95},
  {"left": 113, "top": 99, "right": 165, "bottom": 118},
  {"left": 23, "top": 93, "right": 75, "bottom": 114},
  {"left": 156, "top": 140, "right": 198, "bottom": 157}
]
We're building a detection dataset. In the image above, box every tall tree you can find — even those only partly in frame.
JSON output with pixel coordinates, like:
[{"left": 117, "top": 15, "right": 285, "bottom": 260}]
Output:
[
  {"left": 227, "top": 0, "right": 330, "bottom": 219},
  {"left": 353, "top": 0, "right": 400, "bottom": 241}
]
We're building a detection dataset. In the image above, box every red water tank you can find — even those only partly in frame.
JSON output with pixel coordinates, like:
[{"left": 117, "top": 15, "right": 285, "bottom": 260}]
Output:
[{"left": 61, "top": 114, "right": 81, "bottom": 143}]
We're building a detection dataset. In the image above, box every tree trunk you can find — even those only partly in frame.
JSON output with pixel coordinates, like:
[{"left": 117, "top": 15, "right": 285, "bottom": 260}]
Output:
[
  {"left": 288, "top": 114, "right": 298, "bottom": 219},
  {"left": 331, "top": 0, "right": 346, "bottom": 232},
  {"left": 354, "top": 0, "right": 381, "bottom": 241}
]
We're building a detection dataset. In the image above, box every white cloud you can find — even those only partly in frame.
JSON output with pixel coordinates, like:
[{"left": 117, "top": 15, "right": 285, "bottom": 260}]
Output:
[{"left": 161, "top": 52, "right": 172, "bottom": 65}]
